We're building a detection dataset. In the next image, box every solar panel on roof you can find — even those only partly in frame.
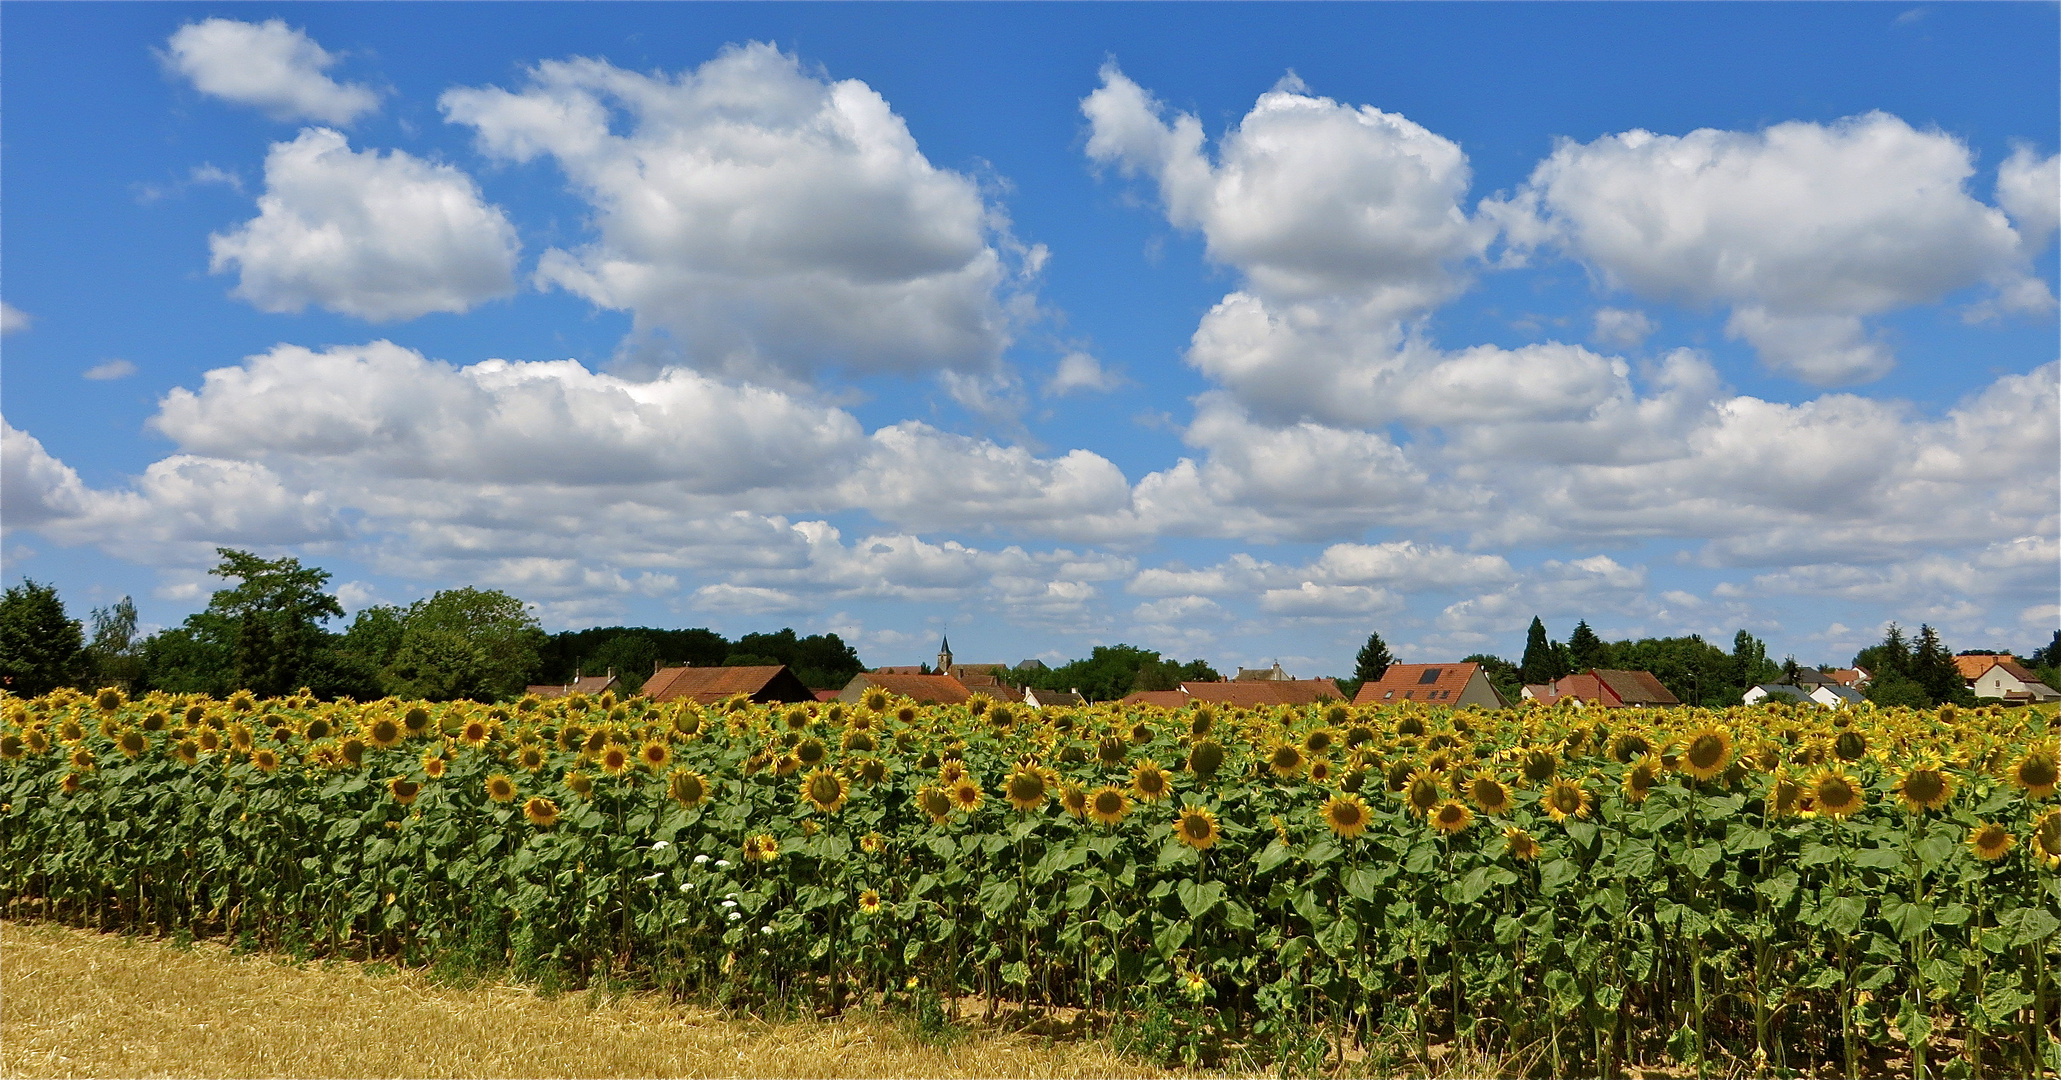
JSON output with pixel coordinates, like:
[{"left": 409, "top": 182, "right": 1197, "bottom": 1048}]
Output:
[{"left": 1418, "top": 668, "right": 1442, "bottom": 684}]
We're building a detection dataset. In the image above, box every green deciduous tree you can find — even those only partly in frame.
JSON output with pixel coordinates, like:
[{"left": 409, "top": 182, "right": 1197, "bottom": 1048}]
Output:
[
  {"left": 207, "top": 549, "right": 346, "bottom": 697},
  {"left": 0, "top": 580, "right": 84, "bottom": 696},
  {"left": 84, "top": 596, "right": 144, "bottom": 692}
]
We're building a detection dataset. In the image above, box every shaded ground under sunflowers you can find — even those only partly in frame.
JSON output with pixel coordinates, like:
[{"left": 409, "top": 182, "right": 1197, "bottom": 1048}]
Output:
[{"left": 3, "top": 686, "right": 2059, "bottom": 1078}]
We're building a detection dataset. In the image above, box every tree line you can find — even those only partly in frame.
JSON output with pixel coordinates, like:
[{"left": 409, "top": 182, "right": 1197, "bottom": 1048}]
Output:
[{"left": 0, "top": 549, "right": 862, "bottom": 702}]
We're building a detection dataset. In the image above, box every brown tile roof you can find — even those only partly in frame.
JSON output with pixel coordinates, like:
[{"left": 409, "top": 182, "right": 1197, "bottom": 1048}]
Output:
[
  {"left": 1119, "top": 690, "right": 1193, "bottom": 708},
  {"left": 1956, "top": 654, "right": 2009, "bottom": 680},
  {"left": 1180, "top": 679, "right": 1344, "bottom": 707},
  {"left": 1353, "top": 663, "right": 1482, "bottom": 706},
  {"left": 1825, "top": 667, "right": 1868, "bottom": 687},
  {"left": 1536, "top": 672, "right": 1610, "bottom": 706},
  {"left": 642, "top": 666, "right": 812, "bottom": 705},
  {"left": 1593, "top": 669, "right": 1680, "bottom": 706},
  {"left": 1997, "top": 660, "right": 2051, "bottom": 685},
  {"left": 845, "top": 672, "right": 972, "bottom": 705}
]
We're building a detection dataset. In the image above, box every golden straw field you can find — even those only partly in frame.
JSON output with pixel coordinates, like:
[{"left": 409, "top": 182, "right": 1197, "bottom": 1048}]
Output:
[{"left": 2, "top": 684, "right": 2058, "bottom": 1077}]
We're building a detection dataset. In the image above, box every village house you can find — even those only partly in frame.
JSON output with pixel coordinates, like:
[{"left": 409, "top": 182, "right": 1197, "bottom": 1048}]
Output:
[
  {"left": 640, "top": 663, "right": 814, "bottom": 705},
  {"left": 1522, "top": 669, "right": 1680, "bottom": 708},
  {"left": 525, "top": 671, "right": 624, "bottom": 700},
  {"left": 1743, "top": 682, "right": 1865, "bottom": 708},
  {"left": 1957, "top": 654, "right": 2061, "bottom": 705},
  {"left": 1023, "top": 687, "right": 1086, "bottom": 709},
  {"left": 1354, "top": 662, "right": 1511, "bottom": 709},
  {"left": 1120, "top": 667, "right": 1345, "bottom": 708}
]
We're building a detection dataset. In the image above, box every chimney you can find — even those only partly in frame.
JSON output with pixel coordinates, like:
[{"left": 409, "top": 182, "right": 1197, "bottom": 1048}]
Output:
[{"left": 654, "top": 659, "right": 663, "bottom": 675}]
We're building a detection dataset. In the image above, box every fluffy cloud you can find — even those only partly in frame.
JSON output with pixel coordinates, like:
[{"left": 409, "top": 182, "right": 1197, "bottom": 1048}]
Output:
[
  {"left": 442, "top": 45, "right": 1035, "bottom": 384},
  {"left": 1488, "top": 112, "right": 2048, "bottom": 383},
  {"left": 209, "top": 128, "right": 519, "bottom": 320},
  {"left": 1045, "top": 352, "right": 1122, "bottom": 396},
  {"left": 163, "top": 18, "right": 378, "bottom": 125},
  {"left": 1, "top": 302, "right": 30, "bottom": 334},
  {"left": 83, "top": 360, "right": 136, "bottom": 381},
  {"left": 1998, "top": 145, "right": 2060, "bottom": 250},
  {"left": 1591, "top": 307, "right": 1655, "bottom": 349}
]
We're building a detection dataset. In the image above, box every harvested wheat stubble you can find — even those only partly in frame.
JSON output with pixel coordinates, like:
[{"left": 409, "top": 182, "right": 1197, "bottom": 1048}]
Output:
[{"left": 0, "top": 922, "right": 1165, "bottom": 1080}]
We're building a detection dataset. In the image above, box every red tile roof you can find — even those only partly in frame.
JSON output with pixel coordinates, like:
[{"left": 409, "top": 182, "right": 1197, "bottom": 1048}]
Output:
[
  {"left": 844, "top": 672, "right": 973, "bottom": 705},
  {"left": 1594, "top": 669, "right": 1680, "bottom": 706},
  {"left": 1119, "top": 690, "right": 1192, "bottom": 708},
  {"left": 1180, "top": 679, "right": 1344, "bottom": 707},
  {"left": 1956, "top": 654, "right": 2009, "bottom": 680},
  {"left": 641, "top": 666, "right": 813, "bottom": 705},
  {"left": 1353, "top": 663, "right": 1482, "bottom": 706}
]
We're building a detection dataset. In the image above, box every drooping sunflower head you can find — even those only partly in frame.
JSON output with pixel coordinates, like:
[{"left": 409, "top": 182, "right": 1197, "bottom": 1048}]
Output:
[
  {"left": 1131, "top": 758, "right": 1171, "bottom": 803},
  {"left": 917, "top": 784, "right": 955, "bottom": 825},
  {"left": 668, "top": 769, "right": 709, "bottom": 809},
  {"left": 640, "top": 740, "right": 671, "bottom": 771},
  {"left": 1520, "top": 749, "right": 1559, "bottom": 786},
  {"left": 1623, "top": 755, "right": 1661, "bottom": 803},
  {"left": 847, "top": 756, "right": 884, "bottom": 787},
  {"left": 339, "top": 736, "right": 366, "bottom": 766},
  {"left": 523, "top": 795, "right": 559, "bottom": 827},
  {"left": 1088, "top": 784, "right": 1130, "bottom": 826},
  {"left": 1968, "top": 821, "right": 2014, "bottom": 861},
  {"left": 796, "top": 737, "right": 827, "bottom": 768},
  {"left": 485, "top": 773, "right": 518, "bottom": 803},
  {"left": 1323, "top": 793, "right": 1371, "bottom": 839},
  {"left": 1605, "top": 731, "right": 1651, "bottom": 765},
  {"left": 117, "top": 728, "right": 148, "bottom": 760},
  {"left": 1459, "top": 773, "right": 1508, "bottom": 814},
  {"left": 1268, "top": 743, "right": 1306, "bottom": 779},
  {"left": 1833, "top": 729, "right": 1868, "bottom": 763},
  {"left": 1396, "top": 715, "right": 1426, "bottom": 738},
  {"left": 1543, "top": 778, "right": 1592, "bottom": 823},
  {"left": 841, "top": 728, "right": 876, "bottom": 754},
  {"left": 61, "top": 771, "right": 84, "bottom": 794},
  {"left": 1175, "top": 805, "right": 1220, "bottom": 850},
  {"left": 1896, "top": 759, "right": 1955, "bottom": 813},
  {"left": 1060, "top": 781, "right": 1090, "bottom": 818},
  {"left": 1811, "top": 767, "right": 1864, "bottom": 818},
  {"left": 2031, "top": 808, "right": 2061, "bottom": 868},
  {"left": 2009, "top": 745, "right": 2060, "bottom": 799},
  {"left": 1097, "top": 735, "right": 1130, "bottom": 768},
  {"left": 1679, "top": 728, "right": 1733, "bottom": 782},
  {"left": 599, "top": 744, "right": 633, "bottom": 776},
  {"left": 389, "top": 776, "right": 420, "bottom": 805},
  {"left": 229, "top": 723, "right": 256, "bottom": 753},
  {"left": 1503, "top": 825, "right": 1541, "bottom": 861},
  {"left": 1430, "top": 799, "right": 1473, "bottom": 835},
  {"left": 1185, "top": 739, "right": 1226, "bottom": 779},
  {"left": 1403, "top": 768, "right": 1443, "bottom": 817},
  {"left": 1765, "top": 769, "right": 1803, "bottom": 818},
  {"left": 1189, "top": 707, "right": 1216, "bottom": 737},
  {"left": 1004, "top": 767, "right": 1050, "bottom": 812},
  {"left": 1302, "top": 728, "right": 1335, "bottom": 756}
]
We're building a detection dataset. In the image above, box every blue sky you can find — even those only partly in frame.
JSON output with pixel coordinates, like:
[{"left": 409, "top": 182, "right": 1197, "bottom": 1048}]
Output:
[{"left": 4, "top": 2, "right": 2056, "bottom": 676}]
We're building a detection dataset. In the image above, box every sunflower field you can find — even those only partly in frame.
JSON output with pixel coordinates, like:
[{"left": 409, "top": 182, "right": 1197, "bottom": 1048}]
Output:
[{"left": 3, "top": 684, "right": 2058, "bottom": 1076}]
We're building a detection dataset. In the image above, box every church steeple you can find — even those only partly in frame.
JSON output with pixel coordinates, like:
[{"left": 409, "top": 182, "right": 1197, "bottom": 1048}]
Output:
[{"left": 937, "top": 635, "right": 953, "bottom": 674}]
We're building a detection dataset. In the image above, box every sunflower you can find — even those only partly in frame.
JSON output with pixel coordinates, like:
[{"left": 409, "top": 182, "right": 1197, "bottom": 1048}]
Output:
[
  {"left": 511, "top": 744, "right": 545, "bottom": 774},
  {"left": 863, "top": 687, "right": 890, "bottom": 713},
  {"left": 1503, "top": 825, "right": 1542, "bottom": 861},
  {"left": 1088, "top": 784, "right": 1131, "bottom": 826},
  {"left": 116, "top": 729, "right": 148, "bottom": 759},
  {"left": 860, "top": 831, "right": 886, "bottom": 854},
  {"left": 564, "top": 769, "right": 593, "bottom": 799},
  {"left": 1520, "top": 749, "right": 1559, "bottom": 785},
  {"left": 1130, "top": 758, "right": 1172, "bottom": 803},
  {"left": 389, "top": 776, "right": 420, "bottom": 805},
  {"left": 1162, "top": 804, "right": 1219, "bottom": 850},
  {"left": 2031, "top": 808, "right": 2061, "bottom": 869},
  {"left": 1765, "top": 769, "right": 1803, "bottom": 818},
  {"left": 1430, "top": 799, "right": 1474, "bottom": 835},
  {"left": 339, "top": 736, "right": 366, "bottom": 766},
  {"left": 1307, "top": 758, "right": 1334, "bottom": 785},
  {"left": 802, "top": 768, "right": 850, "bottom": 814},
  {"left": 61, "top": 771, "right": 83, "bottom": 794},
  {"left": 599, "top": 744, "right": 633, "bottom": 776},
  {"left": 1808, "top": 767, "right": 1864, "bottom": 818},
  {"left": 938, "top": 759, "right": 970, "bottom": 785},
  {"left": 1186, "top": 739, "right": 1226, "bottom": 778},
  {"left": 917, "top": 785, "right": 955, "bottom": 825},
  {"left": 461, "top": 719, "right": 492, "bottom": 748},
  {"left": 1968, "top": 821, "right": 2015, "bottom": 861},
  {"left": 1096, "top": 735, "right": 1129, "bottom": 767},
  {"left": 1895, "top": 759, "right": 1955, "bottom": 813},
  {"left": 1323, "top": 793, "right": 1372, "bottom": 839},
  {"left": 744, "top": 832, "right": 781, "bottom": 863},
  {"left": 229, "top": 723, "right": 256, "bottom": 753},
  {"left": 773, "top": 753, "right": 801, "bottom": 777},
  {"left": 1543, "top": 778, "right": 1592, "bottom": 823},
  {"left": 524, "top": 795, "right": 560, "bottom": 827},
  {"left": 841, "top": 729, "right": 877, "bottom": 753},
  {"left": 57, "top": 718, "right": 86, "bottom": 745},
  {"left": 367, "top": 716, "right": 403, "bottom": 750},
  {"left": 1833, "top": 730, "right": 1868, "bottom": 763},
  {"left": 1679, "top": 728, "right": 1732, "bottom": 782},
  {"left": 795, "top": 737, "right": 828, "bottom": 769},
  {"left": 1623, "top": 755, "right": 1661, "bottom": 804},
  {"left": 422, "top": 750, "right": 448, "bottom": 778},
  {"left": 2008, "top": 745, "right": 2060, "bottom": 799},
  {"left": 858, "top": 889, "right": 883, "bottom": 915},
  {"left": 1268, "top": 743, "right": 1306, "bottom": 778},
  {"left": 1403, "top": 769, "right": 1443, "bottom": 817},
  {"left": 402, "top": 706, "right": 433, "bottom": 738},
  {"left": 172, "top": 738, "right": 200, "bottom": 766},
  {"left": 23, "top": 728, "right": 50, "bottom": 755},
  {"left": 652, "top": 770, "right": 703, "bottom": 811},
  {"left": 69, "top": 746, "right": 95, "bottom": 772},
  {"left": 1004, "top": 767, "right": 1050, "bottom": 812},
  {"left": 1303, "top": 728, "right": 1335, "bottom": 756},
  {"left": 1060, "top": 781, "right": 1090, "bottom": 818},
  {"left": 485, "top": 773, "right": 518, "bottom": 803},
  {"left": 1468, "top": 774, "right": 1514, "bottom": 815},
  {"left": 951, "top": 778, "right": 983, "bottom": 814},
  {"left": 250, "top": 747, "right": 281, "bottom": 773}
]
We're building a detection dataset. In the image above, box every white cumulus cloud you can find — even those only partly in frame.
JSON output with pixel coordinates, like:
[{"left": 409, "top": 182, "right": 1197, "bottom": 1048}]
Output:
[
  {"left": 163, "top": 18, "right": 379, "bottom": 125},
  {"left": 442, "top": 44, "right": 1036, "bottom": 384},
  {"left": 209, "top": 128, "right": 519, "bottom": 321}
]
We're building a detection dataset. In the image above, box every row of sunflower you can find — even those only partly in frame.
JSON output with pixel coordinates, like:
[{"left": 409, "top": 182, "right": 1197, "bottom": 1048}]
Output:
[{"left": 2, "top": 684, "right": 2056, "bottom": 1075}]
